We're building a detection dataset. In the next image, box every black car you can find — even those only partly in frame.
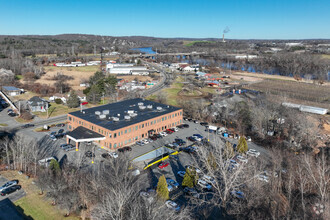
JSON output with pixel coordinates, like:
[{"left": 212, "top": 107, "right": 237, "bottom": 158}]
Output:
[
  {"left": 85, "top": 151, "right": 95, "bottom": 158},
  {"left": 23, "top": 123, "right": 34, "bottom": 128},
  {"left": 55, "top": 133, "right": 64, "bottom": 139},
  {"left": 155, "top": 134, "right": 163, "bottom": 139},
  {"left": 8, "top": 112, "right": 17, "bottom": 117},
  {"left": 1, "top": 185, "right": 21, "bottom": 196},
  {"left": 56, "top": 123, "right": 65, "bottom": 127},
  {"left": 58, "top": 129, "right": 64, "bottom": 134},
  {"left": 118, "top": 146, "right": 132, "bottom": 153},
  {"left": 177, "top": 125, "right": 184, "bottom": 129},
  {"left": 50, "top": 131, "right": 56, "bottom": 136},
  {"left": 101, "top": 153, "right": 111, "bottom": 159},
  {"left": 200, "top": 122, "right": 208, "bottom": 126},
  {"left": 182, "top": 124, "right": 189, "bottom": 128},
  {"left": 175, "top": 139, "right": 186, "bottom": 146},
  {"left": 149, "top": 135, "right": 157, "bottom": 141}
]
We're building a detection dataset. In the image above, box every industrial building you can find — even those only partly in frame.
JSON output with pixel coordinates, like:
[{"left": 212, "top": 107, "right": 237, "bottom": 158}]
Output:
[{"left": 66, "top": 98, "right": 183, "bottom": 151}]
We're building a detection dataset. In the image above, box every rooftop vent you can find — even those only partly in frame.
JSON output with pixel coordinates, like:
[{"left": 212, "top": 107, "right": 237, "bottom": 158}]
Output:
[
  {"left": 99, "top": 114, "right": 106, "bottom": 119},
  {"left": 117, "top": 113, "right": 121, "bottom": 117},
  {"left": 124, "top": 115, "right": 131, "bottom": 120},
  {"left": 139, "top": 105, "right": 146, "bottom": 110},
  {"left": 82, "top": 111, "right": 85, "bottom": 114},
  {"left": 138, "top": 102, "right": 144, "bottom": 106},
  {"left": 127, "top": 110, "right": 134, "bottom": 114},
  {"left": 147, "top": 105, "right": 153, "bottom": 109},
  {"left": 157, "top": 106, "right": 163, "bottom": 111},
  {"left": 129, "top": 113, "right": 137, "bottom": 117},
  {"left": 95, "top": 111, "right": 101, "bottom": 115},
  {"left": 112, "top": 117, "right": 119, "bottom": 122},
  {"left": 103, "top": 110, "right": 109, "bottom": 115},
  {"left": 167, "top": 105, "right": 169, "bottom": 108}
]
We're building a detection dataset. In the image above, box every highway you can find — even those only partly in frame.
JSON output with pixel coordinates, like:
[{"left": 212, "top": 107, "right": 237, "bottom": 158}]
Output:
[{"left": 140, "top": 62, "right": 173, "bottom": 98}]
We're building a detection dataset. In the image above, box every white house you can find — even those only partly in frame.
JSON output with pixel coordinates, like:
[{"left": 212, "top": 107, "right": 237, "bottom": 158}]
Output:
[
  {"left": 106, "top": 63, "right": 134, "bottom": 71},
  {"left": 183, "top": 65, "right": 198, "bottom": 72},
  {"left": 109, "top": 66, "right": 148, "bottom": 75},
  {"left": 131, "top": 70, "right": 149, "bottom": 76},
  {"left": 235, "top": 55, "right": 258, "bottom": 59}
]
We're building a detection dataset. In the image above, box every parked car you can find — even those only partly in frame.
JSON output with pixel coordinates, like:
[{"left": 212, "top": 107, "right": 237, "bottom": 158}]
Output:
[
  {"left": 139, "top": 190, "right": 154, "bottom": 203},
  {"left": 185, "top": 165, "right": 201, "bottom": 174},
  {"left": 155, "top": 134, "right": 163, "bottom": 139},
  {"left": 64, "top": 144, "right": 75, "bottom": 151},
  {"left": 186, "top": 136, "right": 197, "bottom": 142},
  {"left": 177, "top": 125, "right": 184, "bottom": 129},
  {"left": 192, "top": 135, "right": 202, "bottom": 141},
  {"left": 58, "top": 129, "right": 64, "bottom": 134},
  {"left": 85, "top": 151, "right": 95, "bottom": 158},
  {"left": 200, "top": 122, "right": 208, "bottom": 126},
  {"left": 201, "top": 175, "right": 216, "bottom": 185},
  {"left": 118, "top": 147, "right": 132, "bottom": 152},
  {"left": 50, "top": 135, "right": 57, "bottom": 141},
  {"left": 165, "top": 200, "right": 180, "bottom": 211},
  {"left": 257, "top": 174, "right": 269, "bottom": 183},
  {"left": 166, "top": 129, "right": 174, "bottom": 134},
  {"left": 230, "top": 190, "right": 245, "bottom": 199},
  {"left": 175, "top": 139, "right": 186, "bottom": 145},
  {"left": 158, "top": 162, "right": 169, "bottom": 169},
  {"left": 165, "top": 143, "right": 175, "bottom": 149},
  {"left": 236, "top": 155, "right": 248, "bottom": 163},
  {"left": 38, "top": 157, "right": 56, "bottom": 167},
  {"left": 169, "top": 154, "right": 179, "bottom": 160},
  {"left": 230, "top": 159, "right": 240, "bottom": 168},
  {"left": 109, "top": 152, "right": 118, "bottom": 158},
  {"left": 166, "top": 178, "right": 179, "bottom": 188},
  {"left": 136, "top": 141, "right": 144, "bottom": 146},
  {"left": 101, "top": 153, "right": 111, "bottom": 159},
  {"left": 0, "top": 180, "right": 18, "bottom": 192},
  {"left": 8, "top": 112, "right": 17, "bottom": 117},
  {"left": 182, "top": 124, "right": 189, "bottom": 128},
  {"left": 193, "top": 120, "right": 199, "bottom": 124},
  {"left": 183, "top": 187, "right": 200, "bottom": 198},
  {"left": 197, "top": 179, "right": 212, "bottom": 191},
  {"left": 247, "top": 149, "right": 260, "bottom": 157},
  {"left": 246, "top": 136, "right": 252, "bottom": 142},
  {"left": 142, "top": 139, "right": 149, "bottom": 144},
  {"left": 159, "top": 131, "right": 168, "bottom": 136},
  {"left": 50, "top": 131, "right": 56, "bottom": 136},
  {"left": 1, "top": 185, "right": 21, "bottom": 196},
  {"left": 150, "top": 135, "right": 157, "bottom": 141},
  {"left": 177, "top": 171, "right": 186, "bottom": 178},
  {"left": 172, "top": 127, "right": 178, "bottom": 132},
  {"left": 56, "top": 123, "right": 65, "bottom": 127}
]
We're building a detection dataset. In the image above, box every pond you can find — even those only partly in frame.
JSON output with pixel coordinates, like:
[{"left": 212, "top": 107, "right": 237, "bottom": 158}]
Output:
[{"left": 131, "top": 47, "right": 156, "bottom": 54}]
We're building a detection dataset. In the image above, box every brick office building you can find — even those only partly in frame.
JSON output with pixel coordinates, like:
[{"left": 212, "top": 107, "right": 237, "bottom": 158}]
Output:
[{"left": 66, "top": 98, "right": 183, "bottom": 151}]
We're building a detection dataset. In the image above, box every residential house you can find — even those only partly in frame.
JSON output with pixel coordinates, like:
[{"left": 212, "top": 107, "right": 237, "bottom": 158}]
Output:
[
  {"left": 2, "top": 86, "right": 21, "bottom": 96},
  {"left": 49, "top": 93, "right": 67, "bottom": 103},
  {"left": 28, "top": 96, "right": 49, "bottom": 112}
]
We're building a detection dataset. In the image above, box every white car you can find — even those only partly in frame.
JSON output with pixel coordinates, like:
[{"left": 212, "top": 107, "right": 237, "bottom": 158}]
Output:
[
  {"left": 197, "top": 179, "right": 212, "bottom": 191},
  {"left": 246, "top": 136, "right": 252, "bottom": 142},
  {"left": 0, "top": 180, "right": 18, "bottom": 192},
  {"left": 257, "top": 174, "right": 269, "bottom": 183},
  {"left": 185, "top": 165, "right": 201, "bottom": 174},
  {"left": 247, "top": 149, "right": 260, "bottom": 157},
  {"left": 165, "top": 200, "right": 180, "bottom": 211},
  {"left": 193, "top": 136, "right": 202, "bottom": 141},
  {"left": 230, "top": 159, "right": 240, "bottom": 168},
  {"left": 201, "top": 175, "right": 216, "bottom": 185},
  {"left": 142, "top": 139, "right": 149, "bottom": 144},
  {"left": 236, "top": 155, "right": 248, "bottom": 163},
  {"left": 159, "top": 131, "right": 168, "bottom": 136},
  {"left": 109, "top": 152, "right": 118, "bottom": 158},
  {"left": 172, "top": 127, "right": 178, "bottom": 132},
  {"left": 177, "top": 171, "right": 186, "bottom": 178},
  {"left": 139, "top": 191, "right": 154, "bottom": 203}
]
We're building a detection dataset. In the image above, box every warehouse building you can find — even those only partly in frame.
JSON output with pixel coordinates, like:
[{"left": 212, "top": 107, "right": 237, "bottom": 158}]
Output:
[{"left": 66, "top": 98, "right": 183, "bottom": 151}]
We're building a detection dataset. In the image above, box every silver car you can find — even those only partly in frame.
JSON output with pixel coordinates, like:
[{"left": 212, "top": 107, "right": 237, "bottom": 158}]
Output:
[{"left": 0, "top": 180, "right": 18, "bottom": 192}]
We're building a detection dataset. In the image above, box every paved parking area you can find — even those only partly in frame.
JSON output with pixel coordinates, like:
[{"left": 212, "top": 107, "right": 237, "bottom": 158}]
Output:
[{"left": 0, "top": 176, "right": 26, "bottom": 202}]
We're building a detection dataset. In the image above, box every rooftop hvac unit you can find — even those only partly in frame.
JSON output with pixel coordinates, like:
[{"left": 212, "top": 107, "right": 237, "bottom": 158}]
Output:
[
  {"left": 124, "top": 115, "right": 131, "bottom": 120},
  {"left": 95, "top": 111, "right": 101, "bottom": 115},
  {"left": 138, "top": 102, "right": 144, "bottom": 106},
  {"left": 157, "top": 107, "right": 163, "bottom": 111},
  {"left": 129, "top": 113, "right": 137, "bottom": 117},
  {"left": 112, "top": 117, "right": 119, "bottom": 122},
  {"left": 117, "top": 113, "right": 120, "bottom": 117},
  {"left": 103, "top": 110, "right": 110, "bottom": 115},
  {"left": 147, "top": 105, "right": 153, "bottom": 109},
  {"left": 99, "top": 114, "right": 106, "bottom": 119},
  {"left": 82, "top": 111, "right": 85, "bottom": 114},
  {"left": 127, "top": 110, "right": 134, "bottom": 114},
  {"left": 139, "top": 105, "right": 146, "bottom": 110}
]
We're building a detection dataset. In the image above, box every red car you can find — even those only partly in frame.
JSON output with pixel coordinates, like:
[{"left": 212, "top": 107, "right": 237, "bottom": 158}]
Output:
[
  {"left": 158, "top": 162, "right": 169, "bottom": 169},
  {"left": 166, "top": 129, "right": 174, "bottom": 134}
]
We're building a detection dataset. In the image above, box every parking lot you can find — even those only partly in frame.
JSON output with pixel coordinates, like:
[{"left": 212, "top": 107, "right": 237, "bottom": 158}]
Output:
[{"left": 0, "top": 176, "right": 26, "bottom": 202}]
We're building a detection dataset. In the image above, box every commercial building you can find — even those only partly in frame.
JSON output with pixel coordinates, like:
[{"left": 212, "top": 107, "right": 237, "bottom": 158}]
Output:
[{"left": 66, "top": 98, "right": 183, "bottom": 151}]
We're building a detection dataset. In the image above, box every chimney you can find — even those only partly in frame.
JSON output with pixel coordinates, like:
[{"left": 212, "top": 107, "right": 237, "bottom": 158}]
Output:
[{"left": 222, "top": 34, "right": 225, "bottom": 42}]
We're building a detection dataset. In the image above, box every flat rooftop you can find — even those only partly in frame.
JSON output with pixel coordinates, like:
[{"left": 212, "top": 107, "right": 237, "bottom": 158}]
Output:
[{"left": 69, "top": 98, "right": 181, "bottom": 131}]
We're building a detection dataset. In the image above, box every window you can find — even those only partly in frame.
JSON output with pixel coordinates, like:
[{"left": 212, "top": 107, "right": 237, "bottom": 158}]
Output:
[
  {"left": 68, "top": 116, "right": 72, "bottom": 121},
  {"left": 129, "top": 128, "right": 131, "bottom": 133},
  {"left": 114, "top": 143, "right": 117, "bottom": 148},
  {"left": 125, "top": 140, "right": 127, "bottom": 144},
  {"left": 79, "top": 121, "right": 81, "bottom": 125},
  {"left": 118, "top": 132, "right": 120, "bottom": 136},
  {"left": 109, "top": 133, "right": 112, "bottom": 138},
  {"left": 142, "top": 124, "right": 144, "bottom": 128},
  {"left": 125, "top": 130, "right": 127, "bottom": 134},
  {"left": 114, "top": 133, "right": 117, "bottom": 138},
  {"left": 129, "top": 139, "right": 131, "bottom": 143},
  {"left": 109, "top": 143, "right": 112, "bottom": 149},
  {"left": 136, "top": 125, "right": 138, "bottom": 130},
  {"left": 162, "top": 117, "right": 164, "bottom": 121},
  {"left": 69, "top": 125, "right": 72, "bottom": 129},
  {"left": 91, "top": 126, "right": 94, "bottom": 131},
  {"left": 139, "top": 125, "right": 141, "bottom": 129},
  {"left": 165, "top": 116, "right": 167, "bottom": 120},
  {"left": 151, "top": 121, "right": 153, "bottom": 125},
  {"left": 154, "top": 120, "right": 156, "bottom": 124},
  {"left": 180, "top": 112, "right": 182, "bottom": 115},
  {"left": 121, "top": 131, "right": 123, "bottom": 135}
]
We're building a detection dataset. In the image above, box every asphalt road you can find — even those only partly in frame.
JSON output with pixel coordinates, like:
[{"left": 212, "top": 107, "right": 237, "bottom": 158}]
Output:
[{"left": 0, "top": 176, "right": 26, "bottom": 202}]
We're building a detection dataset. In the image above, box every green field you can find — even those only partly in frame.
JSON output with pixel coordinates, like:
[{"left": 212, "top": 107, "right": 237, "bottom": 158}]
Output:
[
  {"left": 44, "top": 65, "right": 100, "bottom": 72},
  {"left": 321, "top": 54, "right": 330, "bottom": 59}
]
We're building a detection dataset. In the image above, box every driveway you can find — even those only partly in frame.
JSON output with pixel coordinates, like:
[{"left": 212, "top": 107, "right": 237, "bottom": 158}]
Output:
[{"left": 0, "top": 176, "right": 26, "bottom": 202}]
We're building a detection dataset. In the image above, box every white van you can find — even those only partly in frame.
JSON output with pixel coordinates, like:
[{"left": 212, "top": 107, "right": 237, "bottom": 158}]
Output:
[{"left": 38, "top": 157, "right": 56, "bottom": 167}]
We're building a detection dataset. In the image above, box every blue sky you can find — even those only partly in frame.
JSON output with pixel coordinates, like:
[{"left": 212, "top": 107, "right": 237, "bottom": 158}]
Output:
[{"left": 0, "top": 0, "right": 329, "bottom": 39}]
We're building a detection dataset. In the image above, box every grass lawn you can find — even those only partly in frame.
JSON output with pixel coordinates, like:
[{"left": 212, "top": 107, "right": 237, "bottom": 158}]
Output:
[
  {"left": 0, "top": 123, "right": 8, "bottom": 126},
  {"left": 162, "top": 77, "right": 184, "bottom": 106},
  {"left": 200, "top": 87, "right": 217, "bottom": 94},
  {"left": 15, "top": 117, "right": 33, "bottom": 124},
  {"left": 321, "top": 54, "right": 330, "bottom": 59},
  {"left": 33, "top": 103, "right": 80, "bottom": 119},
  {"left": 1, "top": 171, "right": 79, "bottom": 220},
  {"left": 44, "top": 65, "right": 99, "bottom": 72},
  {"left": 12, "top": 91, "right": 39, "bottom": 102}
]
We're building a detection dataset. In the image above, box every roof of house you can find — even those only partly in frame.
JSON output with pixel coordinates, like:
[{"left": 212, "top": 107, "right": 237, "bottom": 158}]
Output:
[
  {"left": 66, "top": 126, "right": 105, "bottom": 140},
  {"left": 68, "top": 98, "right": 181, "bottom": 131},
  {"left": 2, "top": 86, "right": 20, "bottom": 91},
  {"left": 0, "top": 198, "right": 28, "bottom": 220},
  {"left": 28, "top": 96, "right": 47, "bottom": 106}
]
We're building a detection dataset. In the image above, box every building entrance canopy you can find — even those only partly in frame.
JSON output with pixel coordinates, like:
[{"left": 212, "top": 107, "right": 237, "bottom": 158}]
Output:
[{"left": 66, "top": 126, "right": 105, "bottom": 143}]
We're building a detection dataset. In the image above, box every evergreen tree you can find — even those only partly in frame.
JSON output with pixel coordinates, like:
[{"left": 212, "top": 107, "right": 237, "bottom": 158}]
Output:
[
  {"left": 67, "top": 91, "right": 80, "bottom": 108},
  {"left": 207, "top": 152, "right": 218, "bottom": 170},
  {"left": 156, "top": 175, "right": 169, "bottom": 200},
  {"left": 182, "top": 168, "right": 198, "bottom": 188},
  {"left": 49, "top": 159, "right": 60, "bottom": 173},
  {"left": 237, "top": 136, "right": 248, "bottom": 154},
  {"left": 87, "top": 85, "right": 102, "bottom": 104},
  {"left": 224, "top": 141, "right": 234, "bottom": 159}
]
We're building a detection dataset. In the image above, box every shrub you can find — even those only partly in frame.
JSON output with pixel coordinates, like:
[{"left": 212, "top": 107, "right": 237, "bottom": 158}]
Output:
[{"left": 54, "top": 98, "right": 62, "bottom": 104}]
